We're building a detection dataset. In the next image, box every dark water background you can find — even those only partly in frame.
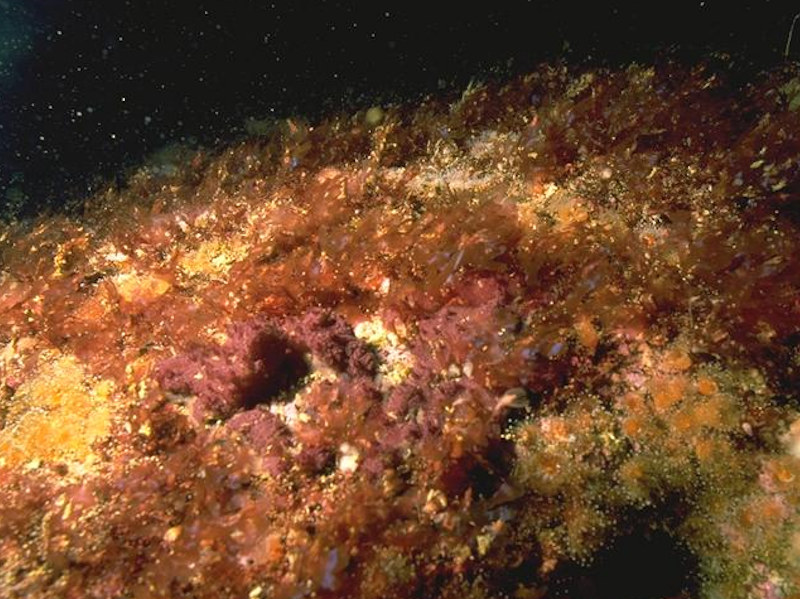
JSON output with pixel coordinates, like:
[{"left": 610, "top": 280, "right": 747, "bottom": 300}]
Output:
[{"left": 0, "top": 0, "right": 797, "bottom": 220}]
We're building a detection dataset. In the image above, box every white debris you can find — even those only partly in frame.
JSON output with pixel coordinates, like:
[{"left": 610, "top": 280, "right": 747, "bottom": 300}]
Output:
[{"left": 338, "top": 443, "right": 360, "bottom": 474}]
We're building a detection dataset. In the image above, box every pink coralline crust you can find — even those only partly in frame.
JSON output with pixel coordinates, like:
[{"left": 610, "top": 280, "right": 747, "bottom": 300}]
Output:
[
  {"left": 154, "top": 318, "right": 308, "bottom": 421},
  {"left": 285, "top": 308, "right": 376, "bottom": 377},
  {"left": 225, "top": 409, "right": 289, "bottom": 476}
]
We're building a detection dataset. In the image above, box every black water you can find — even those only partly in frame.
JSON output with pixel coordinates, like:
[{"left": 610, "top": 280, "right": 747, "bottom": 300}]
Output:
[{"left": 0, "top": 0, "right": 796, "bottom": 220}]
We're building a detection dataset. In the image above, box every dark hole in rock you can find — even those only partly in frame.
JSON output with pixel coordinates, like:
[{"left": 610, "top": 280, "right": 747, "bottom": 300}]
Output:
[
  {"left": 549, "top": 529, "right": 698, "bottom": 599},
  {"left": 440, "top": 438, "right": 514, "bottom": 499},
  {"left": 238, "top": 331, "right": 310, "bottom": 409}
]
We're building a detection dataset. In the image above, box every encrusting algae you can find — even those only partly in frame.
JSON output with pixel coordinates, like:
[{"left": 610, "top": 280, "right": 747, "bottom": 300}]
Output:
[
  {"left": 0, "top": 353, "right": 113, "bottom": 469},
  {"left": 1, "top": 60, "right": 800, "bottom": 598}
]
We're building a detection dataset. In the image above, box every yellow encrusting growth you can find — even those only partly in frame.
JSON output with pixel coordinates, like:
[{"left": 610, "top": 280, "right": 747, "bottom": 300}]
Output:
[
  {"left": 0, "top": 354, "right": 113, "bottom": 468},
  {"left": 178, "top": 238, "right": 250, "bottom": 280},
  {"left": 112, "top": 271, "right": 171, "bottom": 304}
]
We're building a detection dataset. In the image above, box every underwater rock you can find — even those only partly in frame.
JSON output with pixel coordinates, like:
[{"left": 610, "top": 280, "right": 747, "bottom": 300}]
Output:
[{"left": 1, "top": 60, "right": 800, "bottom": 599}]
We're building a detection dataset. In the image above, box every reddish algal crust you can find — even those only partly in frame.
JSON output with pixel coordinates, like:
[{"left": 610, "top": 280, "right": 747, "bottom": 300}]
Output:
[
  {"left": 155, "top": 318, "right": 308, "bottom": 422},
  {"left": 284, "top": 308, "right": 377, "bottom": 377}
]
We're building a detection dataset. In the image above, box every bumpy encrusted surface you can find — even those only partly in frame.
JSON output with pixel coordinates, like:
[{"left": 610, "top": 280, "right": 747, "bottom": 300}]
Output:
[{"left": 1, "top": 60, "right": 800, "bottom": 599}]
